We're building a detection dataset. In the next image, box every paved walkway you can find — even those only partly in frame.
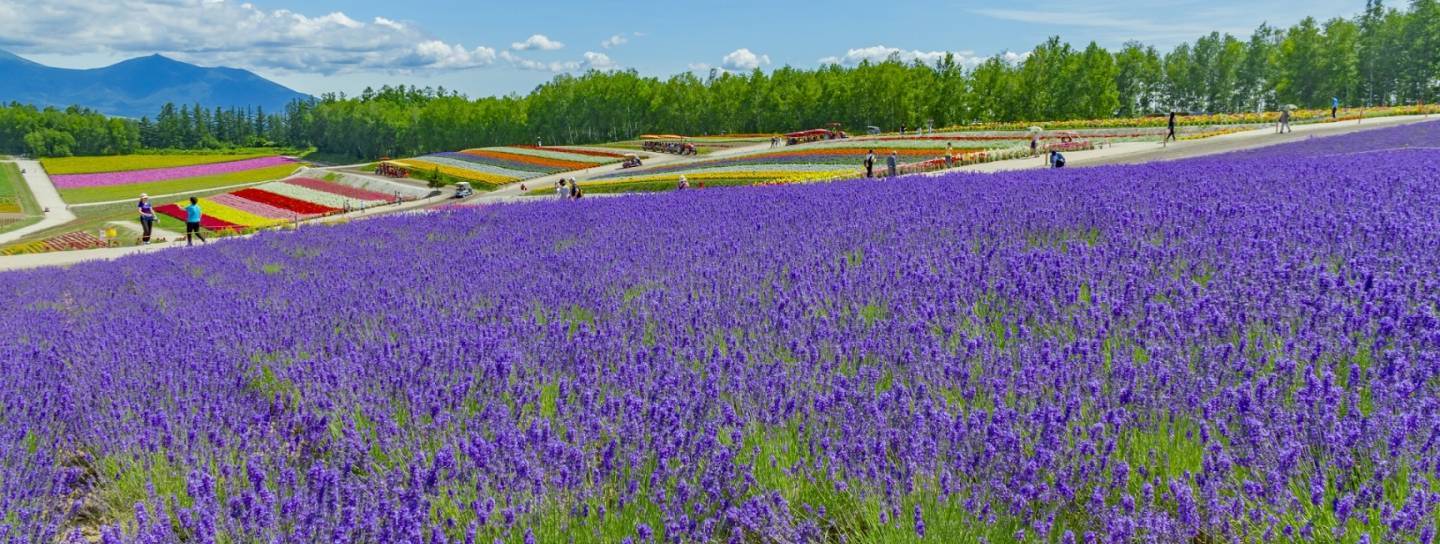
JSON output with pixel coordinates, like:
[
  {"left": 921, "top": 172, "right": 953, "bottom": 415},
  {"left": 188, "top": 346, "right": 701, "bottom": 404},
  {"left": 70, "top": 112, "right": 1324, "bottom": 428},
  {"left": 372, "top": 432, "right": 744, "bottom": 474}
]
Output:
[{"left": 0, "top": 160, "right": 77, "bottom": 244}]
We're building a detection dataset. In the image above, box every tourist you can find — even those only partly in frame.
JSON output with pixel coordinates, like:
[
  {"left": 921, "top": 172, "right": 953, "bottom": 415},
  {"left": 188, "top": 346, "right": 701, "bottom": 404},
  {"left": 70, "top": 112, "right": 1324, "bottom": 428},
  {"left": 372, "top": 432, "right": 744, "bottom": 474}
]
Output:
[
  {"left": 1332, "top": 97, "right": 1339, "bottom": 119},
  {"left": 1165, "top": 112, "right": 1178, "bottom": 144},
  {"left": 864, "top": 149, "right": 875, "bottom": 178},
  {"left": 137, "top": 193, "right": 155, "bottom": 244},
  {"left": 1049, "top": 150, "right": 1066, "bottom": 168},
  {"left": 572, "top": 185, "right": 583, "bottom": 200},
  {"left": 1279, "top": 109, "right": 1292, "bottom": 133},
  {"left": 677, "top": 175, "right": 689, "bottom": 190},
  {"left": 886, "top": 151, "right": 898, "bottom": 178},
  {"left": 945, "top": 142, "right": 954, "bottom": 167},
  {"left": 1030, "top": 132, "right": 1040, "bottom": 157},
  {"left": 184, "top": 196, "right": 206, "bottom": 246}
]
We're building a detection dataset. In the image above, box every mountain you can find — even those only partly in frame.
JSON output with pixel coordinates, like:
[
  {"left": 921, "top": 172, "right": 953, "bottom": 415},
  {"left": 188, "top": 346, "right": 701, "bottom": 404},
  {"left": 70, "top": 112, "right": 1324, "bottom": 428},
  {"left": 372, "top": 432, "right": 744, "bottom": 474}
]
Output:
[{"left": 0, "top": 49, "right": 310, "bottom": 118}]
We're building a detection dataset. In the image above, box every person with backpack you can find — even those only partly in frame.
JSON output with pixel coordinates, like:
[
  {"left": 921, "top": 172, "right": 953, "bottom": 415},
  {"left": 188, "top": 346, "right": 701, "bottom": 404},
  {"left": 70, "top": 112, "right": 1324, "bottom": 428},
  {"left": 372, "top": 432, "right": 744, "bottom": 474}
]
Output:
[
  {"left": 184, "top": 196, "right": 207, "bottom": 246},
  {"left": 1049, "top": 150, "right": 1066, "bottom": 168}
]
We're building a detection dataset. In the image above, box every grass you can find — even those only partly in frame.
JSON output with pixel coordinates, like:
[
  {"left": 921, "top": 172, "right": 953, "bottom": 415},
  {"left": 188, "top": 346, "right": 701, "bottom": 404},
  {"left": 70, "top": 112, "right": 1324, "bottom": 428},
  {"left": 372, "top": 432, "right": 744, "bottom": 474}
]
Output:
[
  {"left": 0, "top": 162, "right": 40, "bottom": 216},
  {"left": 0, "top": 162, "right": 43, "bottom": 235},
  {"left": 40, "top": 152, "right": 278, "bottom": 175},
  {"left": 57, "top": 164, "right": 300, "bottom": 204}
]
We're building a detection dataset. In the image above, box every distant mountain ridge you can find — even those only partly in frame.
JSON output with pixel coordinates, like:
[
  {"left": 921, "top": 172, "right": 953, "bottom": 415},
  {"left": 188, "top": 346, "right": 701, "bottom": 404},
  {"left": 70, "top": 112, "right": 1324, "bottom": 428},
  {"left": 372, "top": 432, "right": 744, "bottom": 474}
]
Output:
[{"left": 0, "top": 49, "right": 310, "bottom": 118}]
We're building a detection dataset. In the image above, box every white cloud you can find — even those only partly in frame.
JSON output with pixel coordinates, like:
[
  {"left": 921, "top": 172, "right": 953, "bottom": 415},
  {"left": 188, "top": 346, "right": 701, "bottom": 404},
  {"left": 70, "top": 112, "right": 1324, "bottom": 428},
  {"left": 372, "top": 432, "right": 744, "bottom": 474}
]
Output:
[
  {"left": 818, "top": 45, "right": 990, "bottom": 67},
  {"left": 601, "top": 34, "right": 628, "bottom": 49},
  {"left": 582, "top": 51, "right": 616, "bottom": 70},
  {"left": 510, "top": 34, "right": 564, "bottom": 51},
  {"left": 720, "top": 48, "right": 769, "bottom": 71},
  {"left": 501, "top": 50, "right": 617, "bottom": 73},
  {"left": 0, "top": 0, "right": 501, "bottom": 74},
  {"left": 818, "top": 45, "right": 1031, "bottom": 68}
]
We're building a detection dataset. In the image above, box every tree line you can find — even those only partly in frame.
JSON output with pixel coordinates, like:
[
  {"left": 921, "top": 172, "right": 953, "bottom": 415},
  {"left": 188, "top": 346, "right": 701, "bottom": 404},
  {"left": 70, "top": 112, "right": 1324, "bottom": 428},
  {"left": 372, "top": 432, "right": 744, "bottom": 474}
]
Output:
[{"left": 2, "top": 0, "right": 1436, "bottom": 159}]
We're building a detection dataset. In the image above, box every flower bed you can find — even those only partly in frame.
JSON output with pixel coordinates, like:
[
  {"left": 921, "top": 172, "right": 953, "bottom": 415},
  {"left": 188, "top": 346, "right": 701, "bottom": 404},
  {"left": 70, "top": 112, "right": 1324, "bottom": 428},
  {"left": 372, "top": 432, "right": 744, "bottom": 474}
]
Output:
[
  {"left": 50, "top": 156, "right": 296, "bottom": 188},
  {"left": 389, "top": 145, "right": 627, "bottom": 185},
  {"left": 40, "top": 153, "right": 274, "bottom": 175},
  {"left": 282, "top": 178, "right": 396, "bottom": 202},
  {"left": 154, "top": 203, "right": 246, "bottom": 231},
  {"left": 0, "top": 231, "right": 118, "bottom": 255},
  {"left": 256, "top": 181, "right": 387, "bottom": 210},
  {"left": 209, "top": 193, "right": 299, "bottom": 220},
  {"left": 231, "top": 187, "right": 341, "bottom": 216}
]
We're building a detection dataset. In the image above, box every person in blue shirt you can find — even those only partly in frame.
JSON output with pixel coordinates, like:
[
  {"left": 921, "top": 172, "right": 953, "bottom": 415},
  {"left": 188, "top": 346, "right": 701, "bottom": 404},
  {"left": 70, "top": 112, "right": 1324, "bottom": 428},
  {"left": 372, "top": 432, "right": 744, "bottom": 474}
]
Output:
[
  {"left": 1332, "top": 97, "right": 1339, "bottom": 119},
  {"left": 1049, "top": 150, "right": 1066, "bottom": 168},
  {"left": 184, "top": 196, "right": 206, "bottom": 246}
]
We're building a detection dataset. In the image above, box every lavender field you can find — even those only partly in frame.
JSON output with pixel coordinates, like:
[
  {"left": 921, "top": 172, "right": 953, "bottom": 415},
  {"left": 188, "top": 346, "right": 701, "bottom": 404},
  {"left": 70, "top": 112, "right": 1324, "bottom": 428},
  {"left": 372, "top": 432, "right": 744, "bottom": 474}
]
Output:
[{"left": 4, "top": 122, "right": 1440, "bottom": 543}]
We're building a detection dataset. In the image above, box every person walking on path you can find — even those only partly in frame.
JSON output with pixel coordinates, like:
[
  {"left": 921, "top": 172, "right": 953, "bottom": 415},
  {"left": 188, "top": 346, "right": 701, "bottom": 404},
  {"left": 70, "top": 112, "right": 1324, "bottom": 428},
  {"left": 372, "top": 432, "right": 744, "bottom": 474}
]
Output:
[
  {"left": 864, "top": 149, "right": 876, "bottom": 178},
  {"left": 1332, "top": 97, "right": 1339, "bottom": 119},
  {"left": 1165, "top": 111, "right": 1178, "bottom": 145},
  {"left": 1278, "top": 109, "right": 1293, "bottom": 134},
  {"left": 184, "top": 196, "right": 206, "bottom": 246},
  {"left": 1030, "top": 132, "right": 1040, "bottom": 157},
  {"left": 886, "top": 151, "right": 898, "bottom": 178},
  {"left": 137, "top": 193, "right": 155, "bottom": 244},
  {"left": 945, "top": 142, "right": 954, "bottom": 167}
]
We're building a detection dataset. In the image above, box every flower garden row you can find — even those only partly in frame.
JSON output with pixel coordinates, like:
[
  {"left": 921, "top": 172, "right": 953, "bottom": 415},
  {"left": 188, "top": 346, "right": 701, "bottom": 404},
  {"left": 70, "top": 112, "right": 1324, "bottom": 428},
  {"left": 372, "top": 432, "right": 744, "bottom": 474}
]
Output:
[
  {"left": 388, "top": 146, "right": 629, "bottom": 188},
  {"left": 2, "top": 121, "right": 1438, "bottom": 543},
  {"left": 154, "top": 177, "right": 401, "bottom": 232},
  {"left": 580, "top": 137, "right": 1093, "bottom": 191},
  {"left": 45, "top": 155, "right": 301, "bottom": 204}
]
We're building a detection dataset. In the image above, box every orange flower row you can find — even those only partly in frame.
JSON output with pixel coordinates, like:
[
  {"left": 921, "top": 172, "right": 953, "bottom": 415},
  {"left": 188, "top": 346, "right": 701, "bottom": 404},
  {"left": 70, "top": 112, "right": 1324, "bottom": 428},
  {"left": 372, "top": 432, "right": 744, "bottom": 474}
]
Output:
[{"left": 460, "top": 149, "right": 594, "bottom": 170}]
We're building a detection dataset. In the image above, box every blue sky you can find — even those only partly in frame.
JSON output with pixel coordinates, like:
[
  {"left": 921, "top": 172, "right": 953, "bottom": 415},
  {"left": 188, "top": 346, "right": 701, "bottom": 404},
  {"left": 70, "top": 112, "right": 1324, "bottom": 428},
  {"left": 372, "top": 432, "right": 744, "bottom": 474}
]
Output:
[{"left": 0, "top": 0, "right": 1365, "bottom": 98}]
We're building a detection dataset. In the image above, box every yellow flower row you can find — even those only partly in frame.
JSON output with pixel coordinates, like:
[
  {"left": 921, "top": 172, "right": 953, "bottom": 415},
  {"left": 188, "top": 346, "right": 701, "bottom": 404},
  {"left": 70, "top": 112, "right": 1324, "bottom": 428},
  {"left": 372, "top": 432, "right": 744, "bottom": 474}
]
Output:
[
  {"left": 595, "top": 169, "right": 853, "bottom": 185},
  {"left": 390, "top": 160, "right": 516, "bottom": 185},
  {"left": 177, "top": 198, "right": 289, "bottom": 229}
]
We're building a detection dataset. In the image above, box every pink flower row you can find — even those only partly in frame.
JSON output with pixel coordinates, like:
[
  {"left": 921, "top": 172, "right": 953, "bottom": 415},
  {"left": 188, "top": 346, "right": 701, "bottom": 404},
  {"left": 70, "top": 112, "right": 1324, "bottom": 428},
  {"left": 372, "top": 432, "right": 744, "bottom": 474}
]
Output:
[{"left": 51, "top": 156, "right": 296, "bottom": 188}]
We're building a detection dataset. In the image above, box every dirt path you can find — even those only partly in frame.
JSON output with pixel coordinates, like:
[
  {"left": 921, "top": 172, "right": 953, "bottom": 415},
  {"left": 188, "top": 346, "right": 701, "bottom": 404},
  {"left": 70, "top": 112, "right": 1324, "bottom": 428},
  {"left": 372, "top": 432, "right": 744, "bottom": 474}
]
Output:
[{"left": 0, "top": 160, "right": 77, "bottom": 244}]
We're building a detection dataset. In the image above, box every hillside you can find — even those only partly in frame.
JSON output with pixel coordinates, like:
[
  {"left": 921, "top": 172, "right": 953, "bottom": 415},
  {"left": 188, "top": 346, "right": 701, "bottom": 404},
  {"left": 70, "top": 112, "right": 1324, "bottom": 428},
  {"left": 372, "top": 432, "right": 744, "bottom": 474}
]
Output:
[{"left": 0, "top": 49, "right": 309, "bottom": 118}]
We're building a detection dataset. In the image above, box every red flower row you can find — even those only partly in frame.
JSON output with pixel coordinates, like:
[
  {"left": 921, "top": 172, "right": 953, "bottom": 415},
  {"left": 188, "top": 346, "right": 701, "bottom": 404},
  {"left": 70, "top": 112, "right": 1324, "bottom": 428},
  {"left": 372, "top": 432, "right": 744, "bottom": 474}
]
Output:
[
  {"left": 283, "top": 178, "right": 396, "bottom": 202},
  {"left": 232, "top": 188, "right": 340, "bottom": 215},
  {"left": 155, "top": 204, "right": 244, "bottom": 232},
  {"left": 513, "top": 145, "right": 626, "bottom": 159}
]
